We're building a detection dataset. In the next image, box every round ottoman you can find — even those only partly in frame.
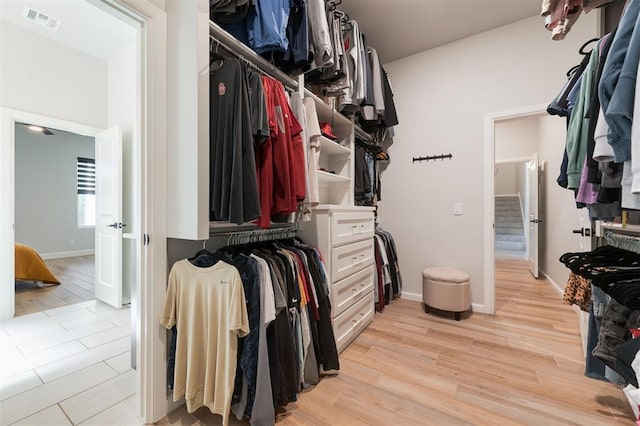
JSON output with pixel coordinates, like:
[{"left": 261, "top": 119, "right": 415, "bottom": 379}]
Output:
[{"left": 422, "top": 267, "right": 471, "bottom": 321}]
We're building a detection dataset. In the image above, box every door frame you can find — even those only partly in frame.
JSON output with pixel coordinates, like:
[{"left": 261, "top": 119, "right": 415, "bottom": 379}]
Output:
[
  {"left": 483, "top": 104, "right": 547, "bottom": 314},
  {"left": 0, "top": 109, "right": 104, "bottom": 320},
  {"left": 0, "top": 0, "right": 168, "bottom": 422}
]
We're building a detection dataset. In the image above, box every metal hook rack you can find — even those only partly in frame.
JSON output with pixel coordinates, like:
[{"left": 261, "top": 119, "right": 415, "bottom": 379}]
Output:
[{"left": 412, "top": 153, "right": 453, "bottom": 163}]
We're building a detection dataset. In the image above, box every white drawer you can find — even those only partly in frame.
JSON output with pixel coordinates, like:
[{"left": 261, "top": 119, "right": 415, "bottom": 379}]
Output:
[
  {"left": 331, "top": 212, "right": 375, "bottom": 246},
  {"left": 331, "top": 238, "right": 374, "bottom": 283},
  {"left": 332, "top": 266, "right": 375, "bottom": 317},
  {"left": 334, "top": 291, "right": 374, "bottom": 353}
]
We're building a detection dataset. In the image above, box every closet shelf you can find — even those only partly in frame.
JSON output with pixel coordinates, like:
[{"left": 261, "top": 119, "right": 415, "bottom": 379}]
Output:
[
  {"left": 304, "top": 88, "right": 351, "bottom": 128},
  {"left": 320, "top": 136, "right": 350, "bottom": 156},
  {"left": 317, "top": 170, "right": 351, "bottom": 184}
]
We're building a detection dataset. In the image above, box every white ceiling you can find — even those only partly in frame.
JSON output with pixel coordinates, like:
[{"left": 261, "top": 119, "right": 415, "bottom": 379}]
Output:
[
  {"left": 0, "top": 0, "right": 136, "bottom": 61},
  {"left": 339, "top": 0, "right": 542, "bottom": 63},
  {"left": 0, "top": 1, "right": 542, "bottom": 65}
]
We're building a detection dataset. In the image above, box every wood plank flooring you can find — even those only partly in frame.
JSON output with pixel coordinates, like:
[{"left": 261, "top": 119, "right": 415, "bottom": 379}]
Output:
[
  {"left": 15, "top": 255, "right": 95, "bottom": 317},
  {"left": 160, "top": 258, "right": 634, "bottom": 425}
]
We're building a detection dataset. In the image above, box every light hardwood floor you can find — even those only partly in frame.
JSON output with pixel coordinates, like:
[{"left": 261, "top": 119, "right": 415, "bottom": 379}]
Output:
[
  {"left": 157, "top": 259, "right": 634, "bottom": 425},
  {"left": 2, "top": 259, "right": 632, "bottom": 425},
  {"left": 15, "top": 255, "right": 95, "bottom": 317}
]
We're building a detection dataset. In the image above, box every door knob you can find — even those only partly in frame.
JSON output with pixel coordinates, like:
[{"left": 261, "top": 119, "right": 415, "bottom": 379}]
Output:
[
  {"left": 572, "top": 228, "right": 591, "bottom": 237},
  {"left": 107, "top": 222, "right": 127, "bottom": 229}
]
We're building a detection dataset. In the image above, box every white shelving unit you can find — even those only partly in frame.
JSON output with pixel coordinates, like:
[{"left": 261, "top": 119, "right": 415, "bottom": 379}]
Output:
[
  {"left": 165, "top": 12, "right": 377, "bottom": 353},
  {"left": 300, "top": 89, "right": 376, "bottom": 353}
]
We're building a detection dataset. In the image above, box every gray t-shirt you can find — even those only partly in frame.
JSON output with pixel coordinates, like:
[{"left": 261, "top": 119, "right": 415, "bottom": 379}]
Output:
[{"left": 210, "top": 58, "right": 261, "bottom": 224}]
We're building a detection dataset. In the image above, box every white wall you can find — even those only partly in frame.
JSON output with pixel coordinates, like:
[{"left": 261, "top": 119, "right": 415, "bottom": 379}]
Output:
[
  {"left": 0, "top": 20, "right": 107, "bottom": 129},
  {"left": 15, "top": 125, "right": 95, "bottom": 255},
  {"left": 495, "top": 163, "right": 516, "bottom": 195},
  {"left": 495, "top": 116, "right": 541, "bottom": 161},
  {"left": 381, "top": 13, "right": 599, "bottom": 307},
  {"left": 537, "top": 115, "right": 584, "bottom": 289}
]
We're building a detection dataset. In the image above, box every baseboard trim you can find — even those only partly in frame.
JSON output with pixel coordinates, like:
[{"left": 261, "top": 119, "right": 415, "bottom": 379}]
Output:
[
  {"left": 400, "top": 292, "right": 422, "bottom": 302},
  {"left": 471, "top": 303, "right": 488, "bottom": 313},
  {"left": 541, "top": 270, "right": 588, "bottom": 356},
  {"left": 400, "top": 292, "right": 488, "bottom": 314},
  {"left": 40, "top": 249, "right": 95, "bottom": 260},
  {"left": 541, "top": 270, "right": 564, "bottom": 296}
]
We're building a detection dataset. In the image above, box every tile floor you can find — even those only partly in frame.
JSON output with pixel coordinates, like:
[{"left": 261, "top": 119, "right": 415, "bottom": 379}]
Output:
[{"left": 0, "top": 300, "right": 136, "bottom": 425}]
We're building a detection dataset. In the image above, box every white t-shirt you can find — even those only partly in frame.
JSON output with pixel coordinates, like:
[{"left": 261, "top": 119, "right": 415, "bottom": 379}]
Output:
[{"left": 161, "top": 259, "right": 249, "bottom": 426}]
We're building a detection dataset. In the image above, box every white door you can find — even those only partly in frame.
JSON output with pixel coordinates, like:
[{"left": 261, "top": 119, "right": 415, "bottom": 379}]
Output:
[
  {"left": 527, "top": 154, "right": 540, "bottom": 278},
  {"left": 95, "top": 126, "right": 123, "bottom": 308}
]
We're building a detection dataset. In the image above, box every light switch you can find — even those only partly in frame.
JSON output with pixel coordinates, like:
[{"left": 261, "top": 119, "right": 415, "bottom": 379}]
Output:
[{"left": 454, "top": 203, "right": 462, "bottom": 216}]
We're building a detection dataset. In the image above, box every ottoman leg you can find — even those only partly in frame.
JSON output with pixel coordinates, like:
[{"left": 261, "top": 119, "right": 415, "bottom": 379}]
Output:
[{"left": 454, "top": 312, "right": 461, "bottom": 321}]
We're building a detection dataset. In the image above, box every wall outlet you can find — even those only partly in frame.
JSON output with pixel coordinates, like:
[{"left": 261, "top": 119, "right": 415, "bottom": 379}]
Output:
[
  {"left": 68, "top": 238, "right": 75, "bottom": 245},
  {"left": 454, "top": 203, "right": 463, "bottom": 216}
]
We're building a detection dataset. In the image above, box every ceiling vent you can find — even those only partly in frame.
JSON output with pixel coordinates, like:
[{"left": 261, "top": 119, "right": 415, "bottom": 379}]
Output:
[{"left": 22, "top": 7, "right": 62, "bottom": 31}]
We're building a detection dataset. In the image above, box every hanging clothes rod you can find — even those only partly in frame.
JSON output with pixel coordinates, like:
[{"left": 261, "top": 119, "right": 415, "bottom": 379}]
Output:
[
  {"left": 412, "top": 153, "right": 453, "bottom": 163},
  {"left": 354, "top": 123, "right": 373, "bottom": 142},
  {"left": 209, "top": 21, "right": 298, "bottom": 91},
  {"left": 604, "top": 231, "right": 640, "bottom": 253},
  {"left": 226, "top": 226, "right": 298, "bottom": 246}
]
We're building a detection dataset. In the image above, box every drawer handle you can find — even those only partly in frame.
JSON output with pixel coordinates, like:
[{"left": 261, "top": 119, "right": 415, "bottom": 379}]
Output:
[
  {"left": 351, "top": 225, "right": 358, "bottom": 234},
  {"left": 352, "top": 319, "right": 358, "bottom": 323},
  {"left": 352, "top": 288, "right": 358, "bottom": 292},
  {"left": 360, "top": 312, "right": 366, "bottom": 316}
]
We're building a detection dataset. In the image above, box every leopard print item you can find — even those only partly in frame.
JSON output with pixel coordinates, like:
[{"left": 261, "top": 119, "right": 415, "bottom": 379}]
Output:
[{"left": 563, "top": 272, "right": 591, "bottom": 312}]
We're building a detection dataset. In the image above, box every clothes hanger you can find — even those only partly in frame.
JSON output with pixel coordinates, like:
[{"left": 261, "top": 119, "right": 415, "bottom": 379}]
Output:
[
  {"left": 188, "top": 239, "right": 221, "bottom": 267},
  {"left": 209, "top": 38, "right": 226, "bottom": 71},
  {"left": 578, "top": 37, "right": 600, "bottom": 55}
]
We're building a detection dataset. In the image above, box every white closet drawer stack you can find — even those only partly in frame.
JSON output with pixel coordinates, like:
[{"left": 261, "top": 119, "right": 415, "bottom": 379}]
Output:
[{"left": 299, "top": 205, "right": 376, "bottom": 353}]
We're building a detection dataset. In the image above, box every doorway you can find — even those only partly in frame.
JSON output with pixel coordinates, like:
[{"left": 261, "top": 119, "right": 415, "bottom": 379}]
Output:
[
  {"left": 0, "top": 0, "right": 137, "bottom": 319},
  {"left": 485, "top": 105, "right": 590, "bottom": 314},
  {"left": 1, "top": 0, "right": 168, "bottom": 422},
  {"left": 14, "top": 124, "right": 98, "bottom": 317}
]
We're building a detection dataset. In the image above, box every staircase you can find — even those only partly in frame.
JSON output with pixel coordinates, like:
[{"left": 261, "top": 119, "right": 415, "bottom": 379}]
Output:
[{"left": 495, "top": 196, "right": 526, "bottom": 257}]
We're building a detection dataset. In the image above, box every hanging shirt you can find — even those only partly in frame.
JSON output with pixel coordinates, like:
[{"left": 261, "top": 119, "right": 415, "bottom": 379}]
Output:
[
  {"left": 210, "top": 59, "right": 261, "bottom": 224},
  {"left": 605, "top": 6, "right": 640, "bottom": 163},
  {"left": 599, "top": 0, "right": 640, "bottom": 162},
  {"left": 303, "top": 96, "right": 321, "bottom": 205},
  {"left": 307, "top": 0, "right": 334, "bottom": 70},
  {"left": 566, "top": 39, "right": 601, "bottom": 190},
  {"left": 160, "top": 259, "right": 249, "bottom": 426},
  {"left": 290, "top": 92, "right": 314, "bottom": 218},
  {"left": 247, "top": 0, "right": 290, "bottom": 54}
]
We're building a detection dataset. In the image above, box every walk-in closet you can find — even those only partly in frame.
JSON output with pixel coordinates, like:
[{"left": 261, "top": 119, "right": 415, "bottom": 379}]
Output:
[{"left": 3, "top": 1, "right": 640, "bottom": 425}]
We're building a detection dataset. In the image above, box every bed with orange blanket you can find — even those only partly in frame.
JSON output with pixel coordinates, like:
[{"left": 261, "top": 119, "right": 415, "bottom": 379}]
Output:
[{"left": 15, "top": 243, "right": 60, "bottom": 284}]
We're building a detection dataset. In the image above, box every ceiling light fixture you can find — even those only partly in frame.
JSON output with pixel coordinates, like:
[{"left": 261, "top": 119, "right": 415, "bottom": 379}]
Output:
[{"left": 22, "top": 123, "right": 54, "bottom": 135}]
